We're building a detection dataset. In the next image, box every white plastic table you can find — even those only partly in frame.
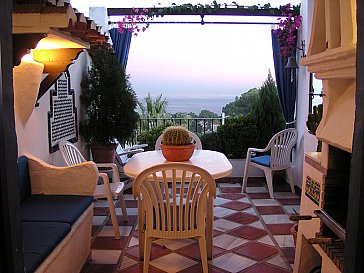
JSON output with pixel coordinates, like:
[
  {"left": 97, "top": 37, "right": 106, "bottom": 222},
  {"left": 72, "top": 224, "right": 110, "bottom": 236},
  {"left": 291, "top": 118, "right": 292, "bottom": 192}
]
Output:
[{"left": 124, "top": 149, "right": 232, "bottom": 260}]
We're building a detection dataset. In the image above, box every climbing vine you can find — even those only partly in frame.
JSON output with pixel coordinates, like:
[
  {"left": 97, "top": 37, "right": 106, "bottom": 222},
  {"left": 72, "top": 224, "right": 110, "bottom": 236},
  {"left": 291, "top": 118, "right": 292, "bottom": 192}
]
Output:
[{"left": 118, "top": 2, "right": 300, "bottom": 36}]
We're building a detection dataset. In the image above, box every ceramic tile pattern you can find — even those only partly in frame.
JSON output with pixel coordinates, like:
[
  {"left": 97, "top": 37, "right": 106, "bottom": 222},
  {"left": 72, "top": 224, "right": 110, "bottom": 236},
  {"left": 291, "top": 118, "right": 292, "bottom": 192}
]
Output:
[{"left": 81, "top": 178, "right": 299, "bottom": 273}]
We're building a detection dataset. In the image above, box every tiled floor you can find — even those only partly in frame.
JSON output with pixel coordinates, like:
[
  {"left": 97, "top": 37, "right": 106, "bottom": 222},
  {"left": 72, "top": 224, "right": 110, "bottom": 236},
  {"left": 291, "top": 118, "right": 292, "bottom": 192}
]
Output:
[{"left": 81, "top": 177, "right": 300, "bottom": 273}]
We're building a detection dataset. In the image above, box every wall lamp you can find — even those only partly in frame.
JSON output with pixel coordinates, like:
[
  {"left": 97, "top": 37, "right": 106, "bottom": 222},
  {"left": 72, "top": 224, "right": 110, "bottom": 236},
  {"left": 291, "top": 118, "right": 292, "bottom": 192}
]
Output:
[{"left": 285, "top": 40, "right": 306, "bottom": 69}]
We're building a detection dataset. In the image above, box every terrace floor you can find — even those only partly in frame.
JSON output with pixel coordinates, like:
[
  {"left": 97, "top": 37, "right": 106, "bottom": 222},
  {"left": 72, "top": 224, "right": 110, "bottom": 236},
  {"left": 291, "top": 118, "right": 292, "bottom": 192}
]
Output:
[{"left": 81, "top": 177, "right": 300, "bottom": 273}]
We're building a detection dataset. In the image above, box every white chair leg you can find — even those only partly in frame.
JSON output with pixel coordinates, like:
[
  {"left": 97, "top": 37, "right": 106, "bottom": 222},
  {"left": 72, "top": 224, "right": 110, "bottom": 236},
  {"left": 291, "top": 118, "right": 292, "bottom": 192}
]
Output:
[
  {"left": 242, "top": 161, "right": 250, "bottom": 193},
  {"left": 286, "top": 167, "right": 295, "bottom": 194},
  {"left": 198, "top": 236, "right": 208, "bottom": 273},
  {"left": 119, "top": 192, "right": 128, "bottom": 221},
  {"left": 264, "top": 169, "right": 274, "bottom": 198},
  {"left": 100, "top": 174, "right": 121, "bottom": 239},
  {"left": 143, "top": 237, "right": 153, "bottom": 273},
  {"left": 106, "top": 194, "right": 121, "bottom": 239}
]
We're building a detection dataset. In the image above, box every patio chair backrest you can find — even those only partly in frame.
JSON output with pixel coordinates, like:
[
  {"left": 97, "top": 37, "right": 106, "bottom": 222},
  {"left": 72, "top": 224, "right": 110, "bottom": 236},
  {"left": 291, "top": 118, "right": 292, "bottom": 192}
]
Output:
[
  {"left": 155, "top": 131, "right": 202, "bottom": 150},
  {"left": 133, "top": 163, "right": 216, "bottom": 236},
  {"left": 268, "top": 128, "right": 298, "bottom": 169},
  {"left": 58, "top": 140, "right": 87, "bottom": 166}
]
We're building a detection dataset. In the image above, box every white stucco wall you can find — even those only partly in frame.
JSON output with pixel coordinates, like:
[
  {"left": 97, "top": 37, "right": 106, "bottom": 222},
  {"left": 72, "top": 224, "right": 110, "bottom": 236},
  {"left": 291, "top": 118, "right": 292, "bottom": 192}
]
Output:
[
  {"left": 15, "top": 51, "right": 91, "bottom": 166},
  {"left": 89, "top": 7, "right": 109, "bottom": 36},
  {"left": 295, "top": 0, "right": 318, "bottom": 189}
]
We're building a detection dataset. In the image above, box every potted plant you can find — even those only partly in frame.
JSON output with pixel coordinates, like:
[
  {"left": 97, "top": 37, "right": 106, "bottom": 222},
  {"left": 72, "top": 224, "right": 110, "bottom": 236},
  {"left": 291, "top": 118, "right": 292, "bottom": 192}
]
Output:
[
  {"left": 80, "top": 45, "right": 139, "bottom": 162},
  {"left": 160, "top": 126, "right": 195, "bottom": 162}
]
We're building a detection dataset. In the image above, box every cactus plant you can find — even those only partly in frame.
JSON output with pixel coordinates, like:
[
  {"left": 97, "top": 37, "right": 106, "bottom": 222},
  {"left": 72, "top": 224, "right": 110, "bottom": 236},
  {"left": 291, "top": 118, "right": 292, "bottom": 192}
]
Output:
[
  {"left": 162, "top": 126, "right": 192, "bottom": 146},
  {"left": 306, "top": 104, "right": 323, "bottom": 152}
]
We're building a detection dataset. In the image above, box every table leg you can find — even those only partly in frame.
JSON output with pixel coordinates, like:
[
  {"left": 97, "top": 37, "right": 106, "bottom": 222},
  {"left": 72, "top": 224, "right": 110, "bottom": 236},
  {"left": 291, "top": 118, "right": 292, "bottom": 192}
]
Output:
[{"left": 206, "top": 196, "right": 213, "bottom": 259}]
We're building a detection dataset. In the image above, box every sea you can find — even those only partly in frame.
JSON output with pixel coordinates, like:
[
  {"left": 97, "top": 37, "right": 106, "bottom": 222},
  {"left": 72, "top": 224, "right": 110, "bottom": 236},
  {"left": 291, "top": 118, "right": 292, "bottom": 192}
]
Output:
[{"left": 165, "top": 97, "right": 234, "bottom": 115}]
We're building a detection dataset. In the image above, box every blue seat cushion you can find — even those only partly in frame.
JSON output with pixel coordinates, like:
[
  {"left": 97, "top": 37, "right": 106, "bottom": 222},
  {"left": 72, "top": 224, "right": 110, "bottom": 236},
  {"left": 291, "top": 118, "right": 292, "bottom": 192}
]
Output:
[
  {"left": 251, "top": 155, "right": 271, "bottom": 167},
  {"left": 18, "top": 155, "right": 31, "bottom": 203},
  {"left": 22, "top": 221, "right": 71, "bottom": 273},
  {"left": 21, "top": 195, "right": 93, "bottom": 225}
]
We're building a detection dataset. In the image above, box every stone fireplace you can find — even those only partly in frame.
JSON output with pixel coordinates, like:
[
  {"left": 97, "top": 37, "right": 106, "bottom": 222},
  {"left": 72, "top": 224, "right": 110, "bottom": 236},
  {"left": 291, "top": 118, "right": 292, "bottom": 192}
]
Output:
[{"left": 294, "top": 0, "right": 357, "bottom": 272}]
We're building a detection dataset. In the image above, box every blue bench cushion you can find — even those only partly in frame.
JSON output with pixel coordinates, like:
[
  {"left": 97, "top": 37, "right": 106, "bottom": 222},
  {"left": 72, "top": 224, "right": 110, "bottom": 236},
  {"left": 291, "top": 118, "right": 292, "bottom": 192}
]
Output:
[
  {"left": 18, "top": 155, "right": 31, "bottom": 203},
  {"left": 23, "top": 221, "right": 71, "bottom": 273},
  {"left": 251, "top": 155, "right": 271, "bottom": 167},
  {"left": 21, "top": 195, "right": 93, "bottom": 225}
]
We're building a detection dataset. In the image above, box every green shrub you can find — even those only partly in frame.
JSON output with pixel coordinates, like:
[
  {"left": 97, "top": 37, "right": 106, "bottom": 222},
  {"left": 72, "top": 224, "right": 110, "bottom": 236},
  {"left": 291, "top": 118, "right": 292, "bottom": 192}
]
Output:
[
  {"left": 217, "top": 114, "right": 258, "bottom": 158},
  {"left": 200, "top": 132, "right": 222, "bottom": 152},
  {"left": 252, "top": 71, "right": 285, "bottom": 147},
  {"left": 136, "top": 125, "right": 168, "bottom": 151}
]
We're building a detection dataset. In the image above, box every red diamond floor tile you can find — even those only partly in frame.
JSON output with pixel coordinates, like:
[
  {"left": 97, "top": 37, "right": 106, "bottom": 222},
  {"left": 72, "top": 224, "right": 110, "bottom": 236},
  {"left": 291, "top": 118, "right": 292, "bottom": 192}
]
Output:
[
  {"left": 81, "top": 264, "right": 118, "bottom": 273},
  {"left": 106, "top": 215, "right": 137, "bottom": 226},
  {"left": 92, "top": 236, "right": 129, "bottom": 250},
  {"left": 233, "top": 242, "right": 278, "bottom": 261},
  {"left": 278, "top": 198, "right": 301, "bottom": 205},
  {"left": 255, "top": 206, "right": 286, "bottom": 215},
  {"left": 266, "top": 224, "right": 294, "bottom": 235},
  {"left": 220, "top": 187, "right": 242, "bottom": 193},
  {"left": 243, "top": 177, "right": 266, "bottom": 186},
  {"left": 240, "top": 262, "right": 290, "bottom": 273},
  {"left": 247, "top": 193, "right": 271, "bottom": 199},
  {"left": 178, "top": 263, "right": 228, "bottom": 273},
  {"left": 220, "top": 201, "right": 252, "bottom": 211},
  {"left": 213, "top": 229, "right": 223, "bottom": 237},
  {"left": 118, "top": 263, "right": 167, "bottom": 273},
  {"left": 92, "top": 225, "right": 102, "bottom": 237},
  {"left": 176, "top": 243, "right": 225, "bottom": 260},
  {"left": 229, "top": 226, "right": 268, "bottom": 240},
  {"left": 281, "top": 247, "right": 296, "bottom": 263},
  {"left": 125, "top": 244, "right": 172, "bottom": 260},
  {"left": 217, "top": 178, "right": 242, "bottom": 184},
  {"left": 94, "top": 207, "right": 110, "bottom": 216},
  {"left": 125, "top": 200, "right": 138, "bottom": 208},
  {"left": 224, "top": 212, "right": 259, "bottom": 224},
  {"left": 217, "top": 193, "right": 247, "bottom": 200}
]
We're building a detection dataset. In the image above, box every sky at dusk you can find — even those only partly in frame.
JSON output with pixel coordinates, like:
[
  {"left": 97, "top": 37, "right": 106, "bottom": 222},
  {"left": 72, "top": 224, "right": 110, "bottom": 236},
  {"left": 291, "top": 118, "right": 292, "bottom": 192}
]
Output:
[{"left": 71, "top": 0, "right": 302, "bottom": 99}]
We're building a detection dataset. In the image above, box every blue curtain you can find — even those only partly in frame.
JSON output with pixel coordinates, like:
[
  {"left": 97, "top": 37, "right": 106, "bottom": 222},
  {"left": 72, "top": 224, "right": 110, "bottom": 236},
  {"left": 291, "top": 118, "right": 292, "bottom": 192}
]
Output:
[
  {"left": 109, "top": 28, "right": 132, "bottom": 70},
  {"left": 271, "top": 30, "right": 297, "bottom": 128}
]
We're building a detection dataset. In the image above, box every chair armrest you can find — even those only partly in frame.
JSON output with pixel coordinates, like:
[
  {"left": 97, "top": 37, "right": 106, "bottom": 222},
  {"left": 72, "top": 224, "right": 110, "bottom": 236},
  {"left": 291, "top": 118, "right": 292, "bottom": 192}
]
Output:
[
  {"left": 247, "top": 147, "right": 269, "bottom": 154},
  {"left": 95, "top": 163, "right": 121, "bottom": 183},
  {"left": 129, "top": 144, "right": 148, "bottom": 150},
  {"left": 117, "top": 148, "right": 144, "bottom": 156},
  {"left": 26, "top": 154, "right": 98, "bottom": 196}
]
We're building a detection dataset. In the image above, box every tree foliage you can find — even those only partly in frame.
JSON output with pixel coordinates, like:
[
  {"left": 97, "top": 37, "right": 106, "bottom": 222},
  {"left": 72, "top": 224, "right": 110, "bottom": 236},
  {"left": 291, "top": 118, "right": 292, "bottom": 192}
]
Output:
[
  {"left": 80, "top": 46, "right": 139, "bottom": 145},
  {"left": 222, "top": 88, "right": 259, "bottom": 116},
  {"left": 138, "top": 93, "right": 168, "bottom": 119},
  {"left": 252, "top": 71, "right": 285, "bottom": 147}
]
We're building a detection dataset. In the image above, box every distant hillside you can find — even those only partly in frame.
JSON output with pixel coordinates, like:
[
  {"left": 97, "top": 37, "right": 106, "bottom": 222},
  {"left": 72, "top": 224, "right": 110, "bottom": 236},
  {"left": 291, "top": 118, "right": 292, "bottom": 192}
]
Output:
[{"left": 222, "top": 88, "right": 259, "bottom": 116}]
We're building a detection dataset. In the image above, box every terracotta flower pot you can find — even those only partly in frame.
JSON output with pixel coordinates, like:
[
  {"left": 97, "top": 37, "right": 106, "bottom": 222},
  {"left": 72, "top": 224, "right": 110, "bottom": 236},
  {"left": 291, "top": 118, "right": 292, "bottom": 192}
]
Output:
[
  {"left": 90, "top": 143, "right": 117, "bottom": 163},
  {"left": 160, "top": 144, "right": 195, "bottom": 162}
]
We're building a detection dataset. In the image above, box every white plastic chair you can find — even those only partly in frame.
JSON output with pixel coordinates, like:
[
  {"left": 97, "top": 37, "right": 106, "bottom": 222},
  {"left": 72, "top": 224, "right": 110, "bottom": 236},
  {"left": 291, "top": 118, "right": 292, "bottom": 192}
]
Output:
[
  {"left": 154, "top": 130, "right": 202, "bottom": 150},
  {"left": 133, "top": 163, "right": 216, "bottom": 273},
  {"left": 58, "top": 140, "right": 126, "bottom": 239},
  {"left": 242, "top": 128, "right": 298, "bottom": 198},
  {"left": 115, "top": 142, "right": 148, "bottom": 190}
]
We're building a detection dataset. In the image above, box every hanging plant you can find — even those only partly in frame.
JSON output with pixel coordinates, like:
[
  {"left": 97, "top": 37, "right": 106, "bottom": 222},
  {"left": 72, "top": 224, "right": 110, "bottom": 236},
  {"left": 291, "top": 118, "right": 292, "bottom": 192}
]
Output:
[
  {"left": 117, "top": 2, "right": 300, "bottom": 36},
  {"left": 273, "top": 3, "right": 302, "bottom": 57},
  {"left": 118, "top": 7, "right": 152, "bottom": 36}
]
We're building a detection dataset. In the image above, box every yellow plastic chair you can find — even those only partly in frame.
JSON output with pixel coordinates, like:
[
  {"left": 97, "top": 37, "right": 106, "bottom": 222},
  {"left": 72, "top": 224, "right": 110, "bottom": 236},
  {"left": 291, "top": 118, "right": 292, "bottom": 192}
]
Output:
[{"left": 133, "top": 163, "right": 216, "bottom": 273}]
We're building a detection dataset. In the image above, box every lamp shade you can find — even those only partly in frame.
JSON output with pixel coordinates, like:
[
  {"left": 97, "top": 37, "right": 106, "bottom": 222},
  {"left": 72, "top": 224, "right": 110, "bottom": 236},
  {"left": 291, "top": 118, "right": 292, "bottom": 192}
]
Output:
[{"left": 285, "top": 56, "right": 299, "bottom": 69}]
